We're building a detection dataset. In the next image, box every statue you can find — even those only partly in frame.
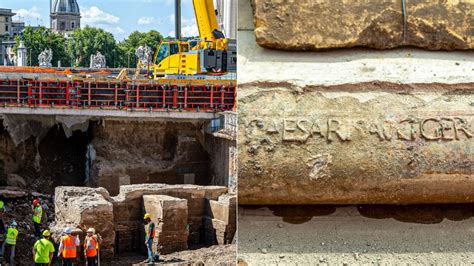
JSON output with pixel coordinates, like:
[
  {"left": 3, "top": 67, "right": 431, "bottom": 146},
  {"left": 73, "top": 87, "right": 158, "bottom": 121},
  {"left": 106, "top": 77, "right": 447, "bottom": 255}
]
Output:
[
  {"left": 90, "top": 52, "right": 106, "bottom": 68},
  {"left": 38, "top": 49, "right": 53, "bottom": 67},
  {"left": 135, "top": 45, "right": 153, "bottom": 66}
]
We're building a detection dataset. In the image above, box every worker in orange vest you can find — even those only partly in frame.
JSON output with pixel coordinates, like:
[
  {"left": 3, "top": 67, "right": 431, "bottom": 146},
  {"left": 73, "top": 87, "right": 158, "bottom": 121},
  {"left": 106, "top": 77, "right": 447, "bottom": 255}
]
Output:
[
  {"left": 57, "top": 227, "right": 80, "bottom": 266},
  {"left": 84, "top": 228, "right": 99, "bottom": 266}
]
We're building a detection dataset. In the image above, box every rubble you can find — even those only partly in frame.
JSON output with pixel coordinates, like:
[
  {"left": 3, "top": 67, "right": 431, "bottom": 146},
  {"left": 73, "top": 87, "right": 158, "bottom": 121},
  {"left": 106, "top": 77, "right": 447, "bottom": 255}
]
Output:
[{"left": 0, "top": 194, "right": 55, "bottom": 263}]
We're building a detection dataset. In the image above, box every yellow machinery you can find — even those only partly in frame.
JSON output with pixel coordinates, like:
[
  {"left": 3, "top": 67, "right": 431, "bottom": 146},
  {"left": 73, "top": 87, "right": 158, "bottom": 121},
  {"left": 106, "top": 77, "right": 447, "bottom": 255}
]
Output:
[{"left": 149, "top": 0, "right": 236, "bottom": 78}]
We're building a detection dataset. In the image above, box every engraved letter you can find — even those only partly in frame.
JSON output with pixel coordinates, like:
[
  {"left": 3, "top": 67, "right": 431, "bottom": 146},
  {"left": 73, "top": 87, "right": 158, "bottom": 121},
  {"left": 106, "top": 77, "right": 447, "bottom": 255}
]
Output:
[
  {"left": 397, "top": 119, "right": 417, "bottom": 141},
  {"left": 420, "top": 118, "right": 442, "bottom": 140},
  {"left": 327, "top": 119, "right": 350, "bottom": 142},
  {"left": 453, "top": 117, "right": 473, "bottom": 139}
]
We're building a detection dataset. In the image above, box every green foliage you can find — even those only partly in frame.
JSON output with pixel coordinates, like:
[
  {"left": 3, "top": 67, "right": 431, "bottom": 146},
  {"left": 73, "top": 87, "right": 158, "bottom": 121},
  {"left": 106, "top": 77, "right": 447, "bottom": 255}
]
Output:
[
  {"left": 14, "top": 26, "right": 69, "bottom": 67},
  {"left": 117, "top": 30, "right": 164, "bottom": 67},
  {"left": 67, "top": 26, "right": 120, "bottom": 67},
  {"left": 14, "top": 26, "right": 166, "bottom": 68}
]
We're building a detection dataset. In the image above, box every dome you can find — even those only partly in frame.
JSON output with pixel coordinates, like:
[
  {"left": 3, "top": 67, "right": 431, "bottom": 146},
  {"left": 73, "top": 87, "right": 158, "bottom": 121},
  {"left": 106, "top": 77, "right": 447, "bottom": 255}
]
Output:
[{"left": 52, "top": 0, "right": 80, "bottom": 14}]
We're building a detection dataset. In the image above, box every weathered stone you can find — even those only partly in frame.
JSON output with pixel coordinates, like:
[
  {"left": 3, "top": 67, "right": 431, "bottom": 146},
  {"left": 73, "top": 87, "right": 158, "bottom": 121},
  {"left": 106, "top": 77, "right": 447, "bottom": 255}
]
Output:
[
  {"left": 89, "top": 121, "right": 212, "bottom": 196},
  {"left": 207, "top": 194, "right": 237, "bottom": 224},
  {"left": 252, "top": 0, "right": 474, "bottom": 50},
  {"left": 110, "top": 184, "right": 229, "bottom": 247},
  {"left": 203, "top": 195, "right": 236, "bottom": 245},
  {"left": 143, "top": 195, "right": 188, "bottom": 254},
  {"left": 238, "top": 82, "right": 474, "bottom": 204},
  {"left": 203, "top": 216, "right": 234, "bottom": 245},
  {"left": 0, "top": 186, "right": 27, "bottom": 198},
  {"left": 54, "top": 186, "right": 115, "bottom": 258},
  {"left": 6, "top": 174, "right": 26, "bottom": 188}
]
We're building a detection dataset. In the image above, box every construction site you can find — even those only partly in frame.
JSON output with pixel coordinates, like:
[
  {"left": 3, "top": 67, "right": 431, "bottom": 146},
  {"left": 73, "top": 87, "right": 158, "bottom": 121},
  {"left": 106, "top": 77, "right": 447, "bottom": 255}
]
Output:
[
  {"left": 237, "top": 0, "right": 473, "bottom": 264},
  {"left": 0, "top": 0, "right": 237, "bottom": 265}
]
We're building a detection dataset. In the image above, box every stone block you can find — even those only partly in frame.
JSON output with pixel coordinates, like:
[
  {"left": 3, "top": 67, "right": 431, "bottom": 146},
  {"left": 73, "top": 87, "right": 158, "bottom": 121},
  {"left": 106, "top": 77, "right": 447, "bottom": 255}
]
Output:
[
  {"left": 54, "top": 186, "right": 114, "bottom": 258},
  {"left": 142, "top": 195, "right": 188, "bottom": 254},
  {"left": 252, "top": 0, "right": 474, "bottom": 50},
  {"left": 238, "top": 83, "right": 474, "bottom": 204}
]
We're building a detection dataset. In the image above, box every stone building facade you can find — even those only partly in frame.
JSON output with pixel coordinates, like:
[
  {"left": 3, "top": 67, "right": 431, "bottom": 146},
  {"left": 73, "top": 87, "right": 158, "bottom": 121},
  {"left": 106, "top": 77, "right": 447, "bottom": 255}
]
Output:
[{"left": 50, "top": 0, "right": 81, "bottom": 34}]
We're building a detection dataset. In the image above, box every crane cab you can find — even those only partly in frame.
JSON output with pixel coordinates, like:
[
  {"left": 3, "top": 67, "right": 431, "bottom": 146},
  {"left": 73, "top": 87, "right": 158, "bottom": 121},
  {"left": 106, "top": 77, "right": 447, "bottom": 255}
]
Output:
[{"left": 152, "top": 40, "right": 201, "bottom": 78}]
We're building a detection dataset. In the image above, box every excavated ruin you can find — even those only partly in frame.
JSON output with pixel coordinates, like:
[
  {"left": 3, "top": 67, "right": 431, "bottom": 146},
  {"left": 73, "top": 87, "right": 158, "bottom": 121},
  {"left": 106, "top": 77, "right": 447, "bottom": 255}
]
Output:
[
  {"left": 0, "top": 114, "right": 237, "bottom": 263},
  {"left": 0, "top": 116, "right": 236, "bottom": 193},
  {"left": 51, "top": 184, "right": 236, "bottom": 258}
]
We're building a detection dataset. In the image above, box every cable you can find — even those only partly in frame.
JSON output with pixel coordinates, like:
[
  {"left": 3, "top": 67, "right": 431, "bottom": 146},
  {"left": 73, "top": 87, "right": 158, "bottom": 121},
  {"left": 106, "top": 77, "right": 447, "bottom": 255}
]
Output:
[{"left": 401, "top": 0, "right": 407, "bottom": 43}]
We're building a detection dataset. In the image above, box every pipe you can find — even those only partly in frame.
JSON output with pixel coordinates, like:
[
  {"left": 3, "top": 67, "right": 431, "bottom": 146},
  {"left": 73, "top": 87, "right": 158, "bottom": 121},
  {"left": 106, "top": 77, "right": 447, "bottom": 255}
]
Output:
[{"left": 175, "top": 0, "right": 181, "bottom": 40}]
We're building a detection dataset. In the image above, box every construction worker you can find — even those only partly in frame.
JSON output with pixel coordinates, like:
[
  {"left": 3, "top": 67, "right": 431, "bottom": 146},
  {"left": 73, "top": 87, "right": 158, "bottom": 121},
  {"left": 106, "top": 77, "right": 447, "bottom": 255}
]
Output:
[
  {"left": 32, "top": 198, "right": 43, "bottom": 238},
  {"left": 0, "top": 220, "right": 18, "bottom": 265},
  {"left": 84, "top": 228, "right": 99, "bottom": 266},
  {"left": 57, "top": 227, "right": 80, "bottom": 266},
  {"left": 144, "top": 213, "right": 158, "bottom": 263},
  {"left": 33, "top": 230, "right": 55, "bottom": 266},
  {"left": 0, "top": 200, "right": 5, "bottom": 252}
]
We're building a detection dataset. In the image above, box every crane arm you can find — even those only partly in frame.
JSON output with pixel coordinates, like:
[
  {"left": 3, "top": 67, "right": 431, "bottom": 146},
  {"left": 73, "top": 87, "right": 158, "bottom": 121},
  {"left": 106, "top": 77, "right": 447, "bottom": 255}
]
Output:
[{"left": 192, "top": 0, "right": 222, "bottom": 41}]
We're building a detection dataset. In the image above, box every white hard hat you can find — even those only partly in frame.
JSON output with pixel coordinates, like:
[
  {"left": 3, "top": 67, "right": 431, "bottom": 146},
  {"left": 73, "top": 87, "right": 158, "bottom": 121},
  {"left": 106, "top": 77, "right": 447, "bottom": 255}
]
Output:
[
  {"left": 87, "top": 228, "right": 95, "bottom": 233},
  {"left": 64, "top": 227, "right": 72, "bottom": 234}
]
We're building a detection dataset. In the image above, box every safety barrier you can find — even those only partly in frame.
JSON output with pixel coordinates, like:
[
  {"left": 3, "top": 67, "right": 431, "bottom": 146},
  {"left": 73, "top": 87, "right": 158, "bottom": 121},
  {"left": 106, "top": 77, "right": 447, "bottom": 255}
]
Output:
[{"left": 0, "top": 79, "right": 236, "bottom": 111}]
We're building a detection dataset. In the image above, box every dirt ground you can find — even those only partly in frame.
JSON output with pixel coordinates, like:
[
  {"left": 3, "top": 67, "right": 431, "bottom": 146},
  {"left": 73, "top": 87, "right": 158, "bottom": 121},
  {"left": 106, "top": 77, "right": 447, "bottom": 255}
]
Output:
[
  {"left": 108, "top": 244, "right": 236, "bottom": 265},
  {"left": 238, "top": 205, "right": 474, "bottom": 265},
  {"left": 0, "top": 194, "right": 55, "bottom": 264}
]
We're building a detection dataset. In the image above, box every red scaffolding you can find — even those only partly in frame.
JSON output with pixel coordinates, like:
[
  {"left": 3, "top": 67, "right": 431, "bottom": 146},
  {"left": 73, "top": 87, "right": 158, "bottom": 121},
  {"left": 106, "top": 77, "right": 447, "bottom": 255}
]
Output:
[{"left": 0, "top": 78, "right": 236, "bottom": 112}]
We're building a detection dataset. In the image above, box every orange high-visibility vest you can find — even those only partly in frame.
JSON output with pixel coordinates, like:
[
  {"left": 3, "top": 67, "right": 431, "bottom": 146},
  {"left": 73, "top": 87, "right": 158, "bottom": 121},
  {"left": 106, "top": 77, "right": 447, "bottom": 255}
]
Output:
[
  {"left": 85, "top": 236, "right": 98, "bottom": 257},
  {"left": 61, "top": 235, "right": 77, "bottom": 258}
]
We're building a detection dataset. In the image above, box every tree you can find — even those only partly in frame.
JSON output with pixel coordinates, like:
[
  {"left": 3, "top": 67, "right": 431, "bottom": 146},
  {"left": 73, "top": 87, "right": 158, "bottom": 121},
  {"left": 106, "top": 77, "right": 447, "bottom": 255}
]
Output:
[
  {"left": 117, "top": 30, "right": 164, "bottom": 67},
  {"left": 14, "top": 26, "right": 69, "bottom": 67},
  {"left": 67, "top": 26, "right": 119, "bottom": 67}
]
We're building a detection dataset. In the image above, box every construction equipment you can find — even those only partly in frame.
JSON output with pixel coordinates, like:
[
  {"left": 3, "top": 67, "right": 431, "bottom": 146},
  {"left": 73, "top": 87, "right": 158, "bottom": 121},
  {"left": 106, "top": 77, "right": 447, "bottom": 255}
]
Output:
[{"left": 146, "top": 0, "right": 236, "bottom": 78}]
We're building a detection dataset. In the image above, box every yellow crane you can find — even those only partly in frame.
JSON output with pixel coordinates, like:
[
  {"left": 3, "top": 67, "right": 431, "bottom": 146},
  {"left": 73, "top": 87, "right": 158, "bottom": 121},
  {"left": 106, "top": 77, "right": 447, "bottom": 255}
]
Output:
[{"left": 149, "top": 0, "right": 236, "bottom": 78}]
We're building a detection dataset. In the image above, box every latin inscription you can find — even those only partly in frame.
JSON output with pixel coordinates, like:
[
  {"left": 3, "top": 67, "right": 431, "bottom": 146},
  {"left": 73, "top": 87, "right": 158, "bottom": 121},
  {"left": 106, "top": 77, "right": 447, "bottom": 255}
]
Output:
[{"left": 245, "top": 116, "right": 473, "bottom": 143}]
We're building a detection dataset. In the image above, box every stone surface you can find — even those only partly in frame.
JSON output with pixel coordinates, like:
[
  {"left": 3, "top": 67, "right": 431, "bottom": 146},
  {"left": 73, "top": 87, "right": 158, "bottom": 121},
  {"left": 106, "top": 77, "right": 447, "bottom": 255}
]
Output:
[
  {"left": 51, "top": 185, "right": 233, "bottom": 258},
  {"left": 204, "top": 194, "right": 237, "bottom": 244},
  {"left": 54, "top": 186, "right": 115, "bottom": 258},
  {"left": 0, "top": 186, "right": 27, "bottom": 198},
  {"left": 89, "top": 120, "right": 212, "bottom": 196},
  {"left": 252, "top": 0, "right": 474, "bottom": 51},
  {"left": 207, "top": 194, "right": 237, "bottom": 224},
  {"left": 6, "top": 174, "right": 26, "bottom": 188},
  {"left": 238, "top": 82, "right": 474, "bottom": 204},
  {"left": 113, "top": 184, "right": 227, "bottom": 245},
  {"left": 143, "top": 195, "right": 188, "bottom": 254}
]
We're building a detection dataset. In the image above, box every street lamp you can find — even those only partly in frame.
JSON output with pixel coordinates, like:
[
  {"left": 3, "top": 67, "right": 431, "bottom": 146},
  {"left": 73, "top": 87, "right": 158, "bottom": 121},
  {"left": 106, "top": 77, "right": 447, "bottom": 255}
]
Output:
[{"left": 127, "top": 51, "right": 131, "bottom": 68}]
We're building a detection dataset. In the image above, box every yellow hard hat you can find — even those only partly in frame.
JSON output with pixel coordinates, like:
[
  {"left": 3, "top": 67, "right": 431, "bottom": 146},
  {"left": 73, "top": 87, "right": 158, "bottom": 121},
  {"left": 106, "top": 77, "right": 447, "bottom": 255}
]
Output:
[
  {"left": 42, "top": 230, "right": 51, "bottom": 236},
  {"left": 144, "top": 213, "right": 151, "bottom": 219}
]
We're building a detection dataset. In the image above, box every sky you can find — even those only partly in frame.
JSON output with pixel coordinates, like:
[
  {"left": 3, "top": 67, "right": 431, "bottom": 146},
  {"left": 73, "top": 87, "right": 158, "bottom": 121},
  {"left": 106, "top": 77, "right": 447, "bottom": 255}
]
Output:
[{"left": 0, "top": 0, "right": 199, "bottom": 41}]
